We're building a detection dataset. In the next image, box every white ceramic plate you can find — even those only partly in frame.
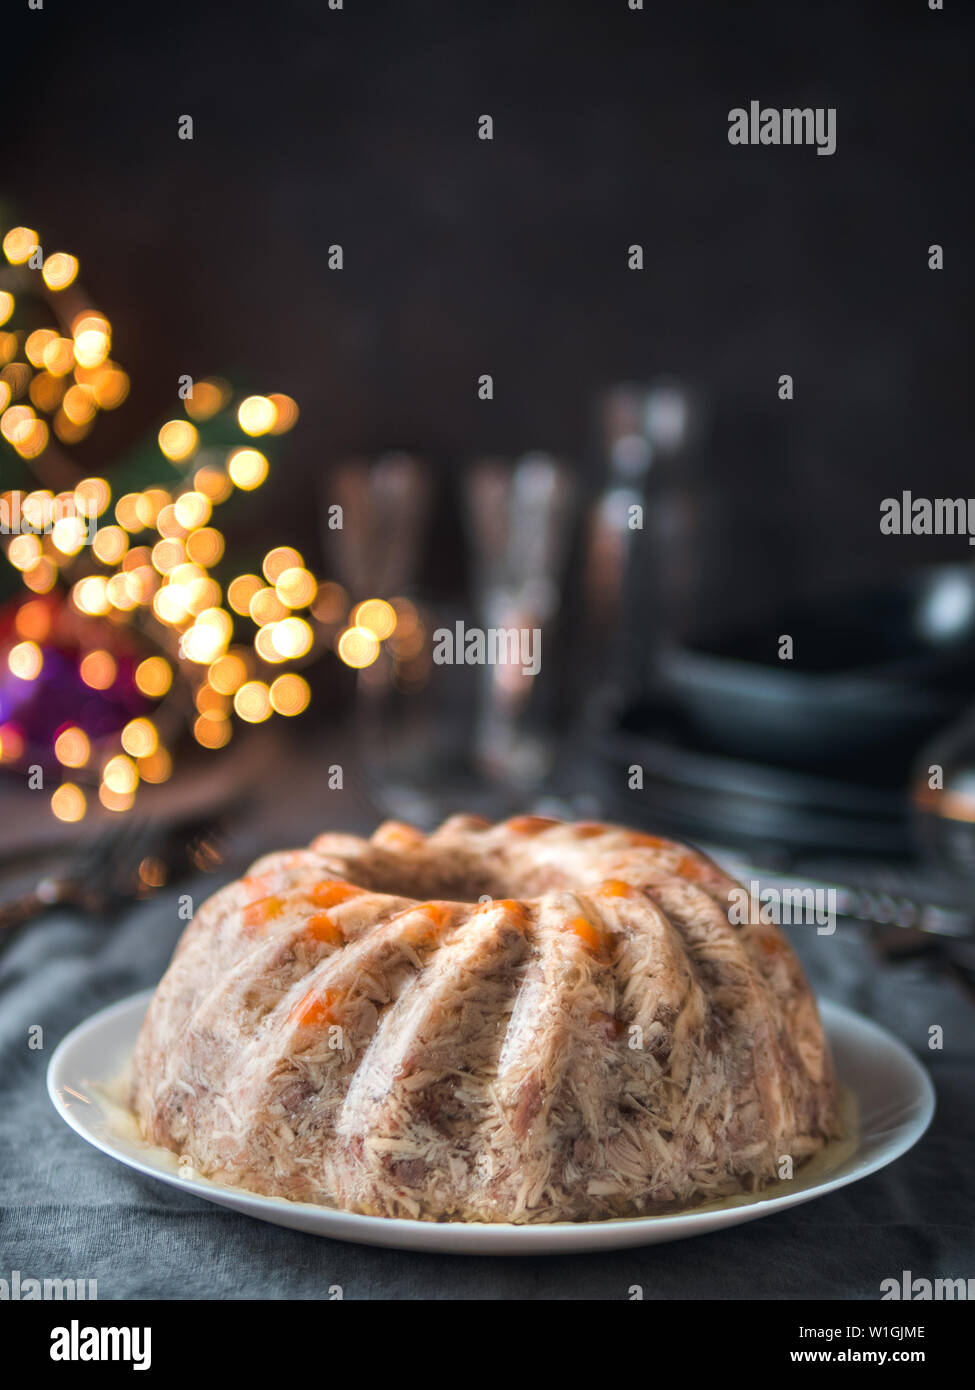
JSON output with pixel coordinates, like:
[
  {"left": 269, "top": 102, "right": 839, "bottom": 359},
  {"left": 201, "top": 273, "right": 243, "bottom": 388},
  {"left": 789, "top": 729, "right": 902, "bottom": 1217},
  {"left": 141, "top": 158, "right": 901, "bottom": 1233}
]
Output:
[{"left": 48, "top": 990, "right": 934, "bottom": 1255}]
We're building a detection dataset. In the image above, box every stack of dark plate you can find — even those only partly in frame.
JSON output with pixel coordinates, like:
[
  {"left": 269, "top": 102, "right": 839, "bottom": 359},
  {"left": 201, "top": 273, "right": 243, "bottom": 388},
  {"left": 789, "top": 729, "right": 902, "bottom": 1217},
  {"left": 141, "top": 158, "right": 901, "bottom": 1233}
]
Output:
[{"left": 580, "top": 564, "right": 975, "bottom": 866}]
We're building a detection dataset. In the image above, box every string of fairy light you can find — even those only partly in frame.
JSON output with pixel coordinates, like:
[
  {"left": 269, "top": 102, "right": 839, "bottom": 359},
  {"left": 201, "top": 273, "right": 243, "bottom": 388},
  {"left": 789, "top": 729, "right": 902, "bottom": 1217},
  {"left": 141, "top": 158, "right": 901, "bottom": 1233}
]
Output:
[
  {"left": 0, "top": 224, "right": 127, "bottom": 457},
  {"left": 0, "top": 223, "right": 430, "bottom": 824}
]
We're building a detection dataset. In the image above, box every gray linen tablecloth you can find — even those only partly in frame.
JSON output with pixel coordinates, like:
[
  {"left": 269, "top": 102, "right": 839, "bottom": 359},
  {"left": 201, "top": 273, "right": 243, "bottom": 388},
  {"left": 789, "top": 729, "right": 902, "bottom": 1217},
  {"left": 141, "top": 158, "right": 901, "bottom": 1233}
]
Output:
[{"left": 1, "top": 778, "right": 972, "bottom": 1300}]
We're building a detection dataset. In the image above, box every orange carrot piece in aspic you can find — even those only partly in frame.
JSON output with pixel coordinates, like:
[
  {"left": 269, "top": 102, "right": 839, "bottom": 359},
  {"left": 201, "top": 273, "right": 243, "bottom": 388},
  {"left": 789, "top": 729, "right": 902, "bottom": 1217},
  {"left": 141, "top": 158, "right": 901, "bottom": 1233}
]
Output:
[
  {"left": 506, "top": 815, "right": 560, "bottom": 835},
  {"left": 496, "top": 899, "right": 528, "bottom": 924},
  {"left": 674, "top": 854, "right": 708, "bottom": 881},
  {"left": 242, "top": 895, "right": 283, "bottom": 929},
  {"left": 599, "top": 879, "right": 637, "bottom": 898},
  {"left": 375, "top": 822, "right": 426, "bottom": 849},
  {"left": 399, "top": 902, "right": 450, "bottom": 944},
  {"left": 289, "top": 988, "right": 343, "bottom": 1027},
  {"left": 473, "top": 898, "right": 528, "bottom": 926},
  {"left": 305, "top": 911, "right": 343, "bottom": 945},
  {"left": 569, "top": 916, "right": 603, "bottom": 952},
  {"left": 309, "top": 880, "right": 361, "bottom": 909}
]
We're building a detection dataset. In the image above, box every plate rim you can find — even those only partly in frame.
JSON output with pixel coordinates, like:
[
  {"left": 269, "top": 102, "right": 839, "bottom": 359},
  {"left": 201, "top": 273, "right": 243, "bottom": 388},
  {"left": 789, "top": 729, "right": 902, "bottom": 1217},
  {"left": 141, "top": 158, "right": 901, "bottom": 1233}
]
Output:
[{"left": 47, "top": 990, "right": 936, "bottom": 1253}]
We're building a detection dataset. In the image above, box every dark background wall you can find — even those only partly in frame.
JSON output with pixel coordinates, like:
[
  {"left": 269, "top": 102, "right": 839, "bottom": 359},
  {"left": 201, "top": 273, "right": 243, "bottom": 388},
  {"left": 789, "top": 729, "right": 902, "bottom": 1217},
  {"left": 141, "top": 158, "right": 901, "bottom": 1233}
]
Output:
[{"left": 4, "top": 0, "right": 972, "bottom": 630}]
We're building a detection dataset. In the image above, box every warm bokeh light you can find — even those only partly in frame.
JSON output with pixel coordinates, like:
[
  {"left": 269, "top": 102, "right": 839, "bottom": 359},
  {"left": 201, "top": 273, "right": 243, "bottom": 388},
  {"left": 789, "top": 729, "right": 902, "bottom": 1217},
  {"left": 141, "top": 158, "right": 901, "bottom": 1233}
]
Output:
[
  {"left": 121, "top": 718, "right": 158, "bottom": 758},
  {"left": 227, "top": 447, "right": 268, "bottom": 490},
  {"left": 262, "top": 546, "right": 303, "bottom": 583},
  {"left": 194, "top": 714, "right": 232, "bottom": 748},
  {"left": 25, "top": 329, "right": 57, "bottom": 367},
  {"left": 135, "top": 655, "right": 173, "bottom": 697},
  {"left": 15, "top": 599, "right": 52, "bottom": 642},
  {"left": 3, "top": 226, "right": 38, "bottom": 264},
  {"left": 173, "top": 491, "right": 211, "bottom": 530},
  {"left": 54, "top": 726, "right": 91, "bottom": 768},
  {"left": 8, "top": 640, "right": 43, "bottom": 680},
  {"left": 158, "top": 419, "right": 199, "bottom": 463},
  {"left": 79, "top": 649, "right": 116, "bottom": 689},
  {"left": 195, "top": 684, "right": 229, "bottom": 716},
  {"left": 105, "top": 572, "right": 139, "bottom": 611},
  {"left": 337, "top": 625, "right": 380, "bottom": 669},
  {"left": 42, "top": 337, "right": 76, "bottom": 377},
  {"left": 353, "top": 597, "right": 397, "bottom": 640},
  {"left": 156, "top": 503, "right": 188, "bottom": 539},
  {"left": 72, "top": 575, "right": 111, "bottom": 616},
  {"left": 121, "top": 544, "right": 152, "bottom": 571},
  {"left": 234, "top": 680, "right": 272, "bottom": 723},
  {"left": 167, "top": 561, "right": 205, "bottom": 588},
  {"left": 62, "top": 383, "right": 96, "bottom": 425},
  {"left": 193, "top": 466, "right": 233, "bottom": 503},
  {"left": 20, "top": 491, "right": 53, "bottom": 529},
  {"left": 185, "top": 526, "right": 224, "bottom": 566},
  {"left": 51, "top": 783, "right": 87, "bottom": 823},
  {"left": 0, "top": 724, "right": 26, "bottom": 762},
  {"left": 53, "top": 409, "right": 93, "bottom": 444},
  {"left": 103, "top": 753, "right": 139, "bottom": 795},
  {"left": 91, "top": 366, "right": 129, "bottom": 409},
  {"left": 270, "top": 616, "right": 313, "bottom": 659},
  {"left": 274, "top": 566, "right": 316, "bottom": 609},
  {"left": 183, "top": 576, "right": 221, "bottom": 614},
  {"left": 0, "top": 239, "right": 310, "bottom": 820},
  {"left": 138, "top": 747, "right": 172, "bottom": 783},
  {"left": 138, "top": 856, "right": 168, "bottom": 889},
  {"left": 151, "top": 538, "right": 185, "bottom": 573},
  {"left": 23, "top": 558, "right": 56, "bottom": 593},
  {"left": 115, "top": 493, "right": 143, "bottom": 531},
  {"left": 71, "top": 309, "right": 109, "bottom": 335},
  {"left": 208, "top": 652, "right": 248, "bottom": 695},
  {"left": 185, "top": 378, "right": 230, "bottom": 422},
  {"left": 51, "top": 514, "right": 87, "bottom": 555},
  {"left": 73, "top": 326, "right": 110, "bottom": 370},
  {"left": 126, "top": 565, "right": 158, "bottom": 605},
  {"left": 311, "top": 580, "right": 350, "bottom": 624},
  {"left": 2, "top": 405, "right": 35, "bottom": 444},
  {"left": 167, "top": 559, "right": 204, "bottom": 588},
  {"left": 41, "top": 252, "right": 80, "bottom": 291},
  {"left": 99, "top": 784, "right": 135, "bottom": 813},
  {"left": 92, "top": 524, "right": 128, "bottom": 565},
  {"left": 254, "top": 625, "right": 286, "bottom": 664},
  {"left": 136, "top": 488, "right": 170, "bottom": 527},
  {"left": 7, "top": 534, "right": 41, "bottom": 571},
  {"left": 74, "top": 477, "right": 111, "bottom": 518},
  {"left": 182, "top": 619, "right": 229, "bottom": 664},
  {"left": 196, "top": 606, "right": 233, "bottom": 640},
  {"left": 267, "top": 393, "right": 299, "bottom": 434},
  {"left": 11, "top": 416, "right": 50, "bottom": 459},
  {"left": 123, "top": 572, "right": 153, "bottom": 610},
  {"left": 249, "top": 586, "right": 288, "bottom": 626},
  {"left": 237, "top": 395, "right": 276, "bottom": 436},
  {"left": 153, "top": 586, "right": 190, "bottom": 625},
  {"left": 269, "top": 672, "right": 311, "bottom": 716},
  {"left": 2, "top": 366, "right": 32, "bottom": 407}
]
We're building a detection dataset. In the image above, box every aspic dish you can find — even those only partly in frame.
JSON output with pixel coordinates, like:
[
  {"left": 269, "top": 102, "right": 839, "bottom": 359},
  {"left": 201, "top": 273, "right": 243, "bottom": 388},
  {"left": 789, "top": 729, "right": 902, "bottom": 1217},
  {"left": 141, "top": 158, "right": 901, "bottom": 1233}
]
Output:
[{"left": 128, "top": 815, "right": 841, "bottom": 1225}]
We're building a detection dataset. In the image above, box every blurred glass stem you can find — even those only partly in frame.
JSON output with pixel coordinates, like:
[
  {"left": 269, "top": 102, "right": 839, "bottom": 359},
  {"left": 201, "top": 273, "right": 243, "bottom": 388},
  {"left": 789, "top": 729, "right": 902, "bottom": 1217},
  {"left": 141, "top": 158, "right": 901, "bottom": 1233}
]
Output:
[{"left": 465, "top": 453, "right": 575, "bottom": 795}]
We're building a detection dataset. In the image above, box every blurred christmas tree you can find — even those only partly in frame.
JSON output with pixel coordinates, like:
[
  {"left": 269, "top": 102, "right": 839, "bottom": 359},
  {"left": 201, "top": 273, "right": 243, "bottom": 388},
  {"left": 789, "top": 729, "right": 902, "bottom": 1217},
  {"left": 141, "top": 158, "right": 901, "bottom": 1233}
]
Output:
[{"left": 0, "top": 215, "right": 346, "bottom": 822}]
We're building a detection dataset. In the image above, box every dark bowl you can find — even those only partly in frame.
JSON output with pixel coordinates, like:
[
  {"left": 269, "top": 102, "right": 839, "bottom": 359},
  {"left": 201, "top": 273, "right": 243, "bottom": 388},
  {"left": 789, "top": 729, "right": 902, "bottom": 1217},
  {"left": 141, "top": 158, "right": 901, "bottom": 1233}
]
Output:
[{"left": 655, "top": 564, "right": 975, "bottom": 773}]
